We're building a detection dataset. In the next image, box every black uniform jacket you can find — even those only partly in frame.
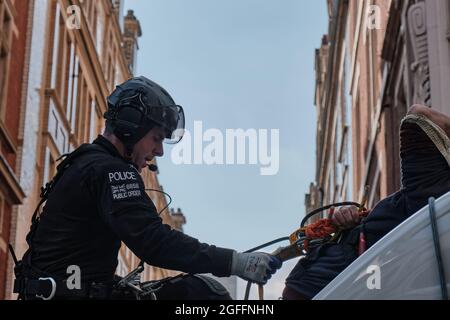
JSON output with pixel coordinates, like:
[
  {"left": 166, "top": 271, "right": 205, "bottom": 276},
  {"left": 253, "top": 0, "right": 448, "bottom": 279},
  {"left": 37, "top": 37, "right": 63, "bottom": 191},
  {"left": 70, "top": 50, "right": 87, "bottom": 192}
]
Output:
[{"left": 28, "top": 136, "right": 233, "bottom": 283}]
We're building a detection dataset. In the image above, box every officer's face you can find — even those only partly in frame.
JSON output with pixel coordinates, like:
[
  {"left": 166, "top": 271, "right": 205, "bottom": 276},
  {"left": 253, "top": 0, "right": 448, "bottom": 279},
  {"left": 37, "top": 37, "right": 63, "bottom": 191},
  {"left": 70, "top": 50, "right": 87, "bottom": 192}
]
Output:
[{"left": 133, "top": 127, "right": 165, "bottom": 172}]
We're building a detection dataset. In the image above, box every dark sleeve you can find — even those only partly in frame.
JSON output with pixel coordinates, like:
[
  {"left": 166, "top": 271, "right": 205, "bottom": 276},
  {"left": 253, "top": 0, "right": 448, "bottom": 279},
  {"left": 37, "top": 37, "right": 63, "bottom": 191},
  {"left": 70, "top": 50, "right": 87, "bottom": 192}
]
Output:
[{"left": 91, "top": 162, "right": 234, "bottom": 277}]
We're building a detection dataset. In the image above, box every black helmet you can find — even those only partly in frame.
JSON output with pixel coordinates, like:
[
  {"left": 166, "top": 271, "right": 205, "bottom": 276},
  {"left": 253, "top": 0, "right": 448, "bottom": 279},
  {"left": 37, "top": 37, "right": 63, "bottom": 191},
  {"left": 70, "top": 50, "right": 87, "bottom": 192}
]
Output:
[{"left": 104, "top": 76, "right": 185, "bottom": 153}]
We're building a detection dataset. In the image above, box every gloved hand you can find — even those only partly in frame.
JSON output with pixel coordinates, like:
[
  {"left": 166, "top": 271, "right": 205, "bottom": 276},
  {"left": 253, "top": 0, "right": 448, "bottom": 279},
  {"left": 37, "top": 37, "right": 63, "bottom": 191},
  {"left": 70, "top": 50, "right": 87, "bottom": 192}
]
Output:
[{"left": 230, "top": 251, "right": 282, "bottom": 285}]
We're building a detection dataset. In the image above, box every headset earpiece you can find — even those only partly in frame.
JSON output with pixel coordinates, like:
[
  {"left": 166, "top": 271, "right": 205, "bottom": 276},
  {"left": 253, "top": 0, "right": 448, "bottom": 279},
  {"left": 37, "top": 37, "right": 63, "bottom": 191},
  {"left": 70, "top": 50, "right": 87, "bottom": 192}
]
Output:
[{"left": 112, "top": 102, "right": 146, "bottom": 140}]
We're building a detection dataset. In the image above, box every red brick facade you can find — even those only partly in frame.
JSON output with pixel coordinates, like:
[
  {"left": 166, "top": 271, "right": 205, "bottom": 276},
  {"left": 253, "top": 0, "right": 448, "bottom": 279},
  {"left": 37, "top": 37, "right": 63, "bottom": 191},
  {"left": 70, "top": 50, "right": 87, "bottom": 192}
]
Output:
[
  {"left": 0, "top": 0, "right": 30, "bottom": 300},
  {"left": 1, "top": 0, "right": 186, "bottom": 299},
  {"left": 306, "top": 0, "right": 450, "bottom": 217}
]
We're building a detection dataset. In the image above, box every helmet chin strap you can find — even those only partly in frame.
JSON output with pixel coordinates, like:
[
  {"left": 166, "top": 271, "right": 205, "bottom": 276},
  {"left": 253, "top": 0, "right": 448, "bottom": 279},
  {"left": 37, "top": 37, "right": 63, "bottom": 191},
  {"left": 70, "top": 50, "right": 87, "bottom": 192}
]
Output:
[
  {"left": 125, "top": 145, "right": 133, "bottom": 159},
  {"left": 123, "top": 141, "right": 138, "bottom": 167}
]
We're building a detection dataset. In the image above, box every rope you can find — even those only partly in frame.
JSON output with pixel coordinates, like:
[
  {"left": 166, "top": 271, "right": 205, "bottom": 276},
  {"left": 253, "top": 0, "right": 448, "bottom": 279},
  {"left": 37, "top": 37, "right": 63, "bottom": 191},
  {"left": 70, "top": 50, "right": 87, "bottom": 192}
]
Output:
[
  {"left": 243, "top": 204, "right": 370, "bottom": 300},
  {"left": 300, "top": 202, "right": 362, "bottom": 227},
  {"left": 428, "top": 197, "right": 448, "bottom": 300},
  {"left": 244, "top": 237, "right": 290, "bottom": 253},
  {"left": 301, "top": 208, "right": 370, "bottom": 252}
]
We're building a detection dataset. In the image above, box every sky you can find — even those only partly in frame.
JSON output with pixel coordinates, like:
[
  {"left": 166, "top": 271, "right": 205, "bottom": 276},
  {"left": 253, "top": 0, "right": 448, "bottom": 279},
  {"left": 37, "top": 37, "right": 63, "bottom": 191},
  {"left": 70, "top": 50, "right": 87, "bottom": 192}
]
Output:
[{"left": 124, "top": 0, "right": 328, "bottom": 299}]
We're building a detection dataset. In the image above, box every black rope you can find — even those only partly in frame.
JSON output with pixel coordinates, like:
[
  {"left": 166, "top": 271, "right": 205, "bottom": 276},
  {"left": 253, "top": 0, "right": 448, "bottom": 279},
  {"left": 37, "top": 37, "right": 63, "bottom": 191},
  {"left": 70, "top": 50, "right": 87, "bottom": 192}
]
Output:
[
  {"left": 242, "top": 201, "right": 367, "bottom": 300},
  {"left": 243, "top": 201, "right": 365, "bottom": 300},
  {"left": 244, "top": 237, "right": 290, "bottom": 254},
  {"left": 428, "top": 197, "right": 448, "bottom": 300},
  {"left": 145, "top": 188, "right": 172, "bottom": 216},
  {"left": 301, "top": 201, "right": 363, "bottom": 227}
]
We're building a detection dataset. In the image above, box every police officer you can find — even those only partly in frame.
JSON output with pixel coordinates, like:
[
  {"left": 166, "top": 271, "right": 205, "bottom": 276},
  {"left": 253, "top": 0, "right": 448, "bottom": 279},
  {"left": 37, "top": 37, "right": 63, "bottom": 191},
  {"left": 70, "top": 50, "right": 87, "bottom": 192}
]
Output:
[{"left": 14, "top": 76, "right": 282, "bottom": 300}]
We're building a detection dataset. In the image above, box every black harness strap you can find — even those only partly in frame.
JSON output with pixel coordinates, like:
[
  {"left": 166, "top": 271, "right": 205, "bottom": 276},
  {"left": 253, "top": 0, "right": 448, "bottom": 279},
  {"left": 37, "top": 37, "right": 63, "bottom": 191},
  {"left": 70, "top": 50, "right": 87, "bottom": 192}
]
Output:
[
  {"left": 27, "top": 143, "right": 108, "bottom": 245},
  {"left": 12, "top": 143, "right": 109, "bottom": 299}
]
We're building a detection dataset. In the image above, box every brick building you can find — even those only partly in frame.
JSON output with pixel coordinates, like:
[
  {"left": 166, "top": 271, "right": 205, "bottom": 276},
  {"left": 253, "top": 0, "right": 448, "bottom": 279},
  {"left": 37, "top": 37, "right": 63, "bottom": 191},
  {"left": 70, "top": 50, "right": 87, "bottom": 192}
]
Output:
[
  {"left": 0, "top": 0, "right": 30, "bottom": 300},
  {"left": 306, "top": 0, "right": 450, "bottom": 217},
  {"left": 1, "top": 0, "right": 185, "bottom": 299}
]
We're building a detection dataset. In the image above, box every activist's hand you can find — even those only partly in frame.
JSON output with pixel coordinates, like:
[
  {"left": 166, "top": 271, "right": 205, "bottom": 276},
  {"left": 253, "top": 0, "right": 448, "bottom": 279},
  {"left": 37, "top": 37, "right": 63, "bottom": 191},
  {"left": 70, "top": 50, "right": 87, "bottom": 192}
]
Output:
[
  {"left": 331, "top": 205, "right": 361, "bottom": 229},
  {"left": 230, "top": 251, "right": 282, "bottom": 285}
]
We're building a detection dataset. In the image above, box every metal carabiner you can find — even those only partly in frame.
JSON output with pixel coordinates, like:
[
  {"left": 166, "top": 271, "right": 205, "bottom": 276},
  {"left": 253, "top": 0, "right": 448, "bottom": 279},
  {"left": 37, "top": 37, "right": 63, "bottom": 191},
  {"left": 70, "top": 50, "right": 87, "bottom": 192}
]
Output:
[{"left": 36, "top": 277, "right": 56, "bottom": 300}]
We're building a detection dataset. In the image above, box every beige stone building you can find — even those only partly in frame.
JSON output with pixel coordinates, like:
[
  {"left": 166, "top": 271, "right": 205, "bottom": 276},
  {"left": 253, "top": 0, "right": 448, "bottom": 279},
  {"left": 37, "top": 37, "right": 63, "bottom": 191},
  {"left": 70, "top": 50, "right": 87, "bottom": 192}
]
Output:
[
  {"left": 1, "top": 0, "right": 185, "bottom": 299},
  {"left": 306, "top": 0, "right": 450, "bottom": 217}
]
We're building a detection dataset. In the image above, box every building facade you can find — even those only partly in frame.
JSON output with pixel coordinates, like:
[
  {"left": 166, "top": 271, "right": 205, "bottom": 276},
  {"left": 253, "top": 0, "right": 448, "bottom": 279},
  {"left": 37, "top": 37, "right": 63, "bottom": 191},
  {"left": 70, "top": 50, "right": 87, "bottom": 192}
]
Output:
[
  {"left": 1, "top": 0, "right": 185, "bottom": 299},
  {"left": 306, "top": 0, "right": 450, "bottom": 218},
  {"left": 0, "top": 0, "right": 30, "bottom": 300}
]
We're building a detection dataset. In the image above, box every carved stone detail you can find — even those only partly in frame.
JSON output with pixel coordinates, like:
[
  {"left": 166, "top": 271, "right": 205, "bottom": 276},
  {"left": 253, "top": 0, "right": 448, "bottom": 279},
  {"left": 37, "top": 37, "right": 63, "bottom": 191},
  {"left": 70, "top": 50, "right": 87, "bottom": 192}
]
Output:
[{"left": 407, "top": 2, "right": 431, "bottom": 106}]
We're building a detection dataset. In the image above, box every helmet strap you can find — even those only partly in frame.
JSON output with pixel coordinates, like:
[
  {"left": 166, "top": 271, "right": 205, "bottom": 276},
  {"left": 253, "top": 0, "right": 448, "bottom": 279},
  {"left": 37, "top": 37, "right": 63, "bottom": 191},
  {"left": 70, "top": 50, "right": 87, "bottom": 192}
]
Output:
[{"left": 123, "top": 142, "right": 134, "bottom": 162}]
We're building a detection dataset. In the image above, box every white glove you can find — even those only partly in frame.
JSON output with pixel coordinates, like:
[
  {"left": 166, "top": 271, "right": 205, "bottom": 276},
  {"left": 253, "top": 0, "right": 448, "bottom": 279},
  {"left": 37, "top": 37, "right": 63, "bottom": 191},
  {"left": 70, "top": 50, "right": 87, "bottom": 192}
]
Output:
[{"left": 230, "top": 251, "right": 282, "bottom": 285}]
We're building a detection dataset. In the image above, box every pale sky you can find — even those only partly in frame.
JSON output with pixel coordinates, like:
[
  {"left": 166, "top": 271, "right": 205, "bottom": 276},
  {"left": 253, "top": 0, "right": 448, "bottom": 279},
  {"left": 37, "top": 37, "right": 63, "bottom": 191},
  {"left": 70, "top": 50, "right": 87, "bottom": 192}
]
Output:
[{"left": 124, "top": 0, "right": 328, "bottom": 299}]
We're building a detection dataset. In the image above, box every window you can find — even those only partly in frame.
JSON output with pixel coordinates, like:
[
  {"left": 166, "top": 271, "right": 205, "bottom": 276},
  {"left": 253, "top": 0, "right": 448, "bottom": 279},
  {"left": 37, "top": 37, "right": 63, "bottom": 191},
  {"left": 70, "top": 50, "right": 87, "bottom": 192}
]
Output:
[
  {"left": 59, "top": 127, "right": 67, "bottom": 153},
  {"left": 343, "top": 46, "right": 353, "bottom": 199},
  {"left": 328, "top": 172, "right": 333, "bottom": 205},
  {"left": 88, "top": 100, "right": 99, "bottom": 142},
  {"left": 50, "top": 2, "right": 74, "bottom": 114},
  {"left": 75, "top": 76, "right": 88, "bottom": 143},
  {"left": 105, "top": 30, "right": 117, "bottom": 90},
  {"left": 49, "top": 1, "right": 90, "bottom": 129},
  {"left": 341, "top": 165, "right": 349, "bottom": 200},
  {"left": 51, "top": 110, "right": 59, "bottom": 138},
  {"left": 42, "top": 148, "right": 57, "bottom": 191},
  {"left": 92, "top": 102, "right": 103, "bottom": 140},
  {"left": 66, "top": 43, "right": 76, "bottom": 116},
  {"left": 447, "top": 0, "right": 450, "bottom": 40},
  {"left": 60, "top": 33, "right": 72, "bottom": 110},
  {"left": 81, "top": 94, "right": 93, "bottom": 143},
  {"left": 95, "top": 4, "right": 104, "bottom": 57},
  {"left": 68, "top": 58, "right": 80, "bottom": 130},
  {"left": 51, "top": 4, "right": 63, "bottom": 90},
  {"left": 0, "top": 0, "right": 14, "bottom": 119},
  {"left": 336, "top": 94, "right": 342, "bottom": 160},
  {"left": 354, "top": 93, "right": 362, "bottom": 187},
  {"left": 47, "top": 153, "right": 57, "bottom": 182},
  {"left": 0, "top": 193, "right": 4, "bottom": 236},
  {"left": 366, "top": 30, "right": 374, "bottom": 138}
]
